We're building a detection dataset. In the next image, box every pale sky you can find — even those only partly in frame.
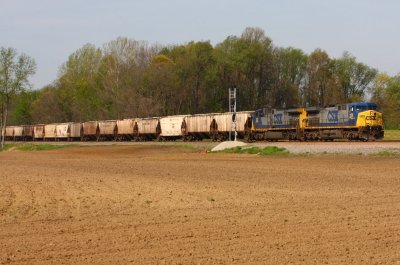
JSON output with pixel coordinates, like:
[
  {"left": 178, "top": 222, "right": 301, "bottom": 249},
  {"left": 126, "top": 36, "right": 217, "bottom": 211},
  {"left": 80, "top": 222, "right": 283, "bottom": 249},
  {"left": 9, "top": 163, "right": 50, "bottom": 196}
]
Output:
[{"left": 1, "top": 0, "right": 399, "bottom": 89}]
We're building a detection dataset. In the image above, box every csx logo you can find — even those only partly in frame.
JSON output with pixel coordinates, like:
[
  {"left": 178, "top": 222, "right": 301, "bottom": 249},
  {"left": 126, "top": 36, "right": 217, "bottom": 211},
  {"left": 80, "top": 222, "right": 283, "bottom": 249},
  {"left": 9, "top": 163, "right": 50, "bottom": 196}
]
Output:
[
  {"left": 328, "top": 111, "right": 338, "bottom": 122},
  {"left": 274, "top": 114, "right": 283, "bottom": 124}
]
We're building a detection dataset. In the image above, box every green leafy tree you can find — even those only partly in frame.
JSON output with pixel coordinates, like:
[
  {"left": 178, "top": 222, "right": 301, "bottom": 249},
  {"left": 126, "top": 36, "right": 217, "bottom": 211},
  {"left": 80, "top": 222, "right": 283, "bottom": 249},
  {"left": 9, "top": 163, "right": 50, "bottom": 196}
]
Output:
[
  {"left": 0, "top": 47, "right": 36, "bottom": 149},
  {"left": 214, "top": 27, "right": 274, "bottom": 110},
  {"left": 240, "top": 27, "right": 275, "bottom": 109},
  {"left": 57, "top": 44, "right": 103, "bottom": 121},
  {"left": 305, "top": 49, "right": 333, "bottom": 107},
  {"left": 30, "top": 86, "right": 65, "bottom": 123},
  {"left": 371, "top": 73, "right": 400, "bottom": 129},
  {"left": 101, "top": 37, "right": 160, "bottom": 118},
  {"left": 143, "top": 54, "right": 178, "bottom": 116},
  {"left": 163, "top": 41, "right": 216, "bottom": 114},
  {"left": 333, "top": 52, "right": 377, "bottom": 102},
  {"left": 271, "top": 47, "right": 307, "bottom": 108},
  {"left": 10, "top": 90, "right": 39, "bottom": 125}
]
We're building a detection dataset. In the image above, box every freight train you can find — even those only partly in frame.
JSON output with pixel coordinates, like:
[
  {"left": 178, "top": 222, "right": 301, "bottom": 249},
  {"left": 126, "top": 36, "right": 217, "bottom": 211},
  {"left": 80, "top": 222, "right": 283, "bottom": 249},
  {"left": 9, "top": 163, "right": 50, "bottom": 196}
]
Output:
[{"left": 2, "top": 102, "right": 384, "bottom": 142}]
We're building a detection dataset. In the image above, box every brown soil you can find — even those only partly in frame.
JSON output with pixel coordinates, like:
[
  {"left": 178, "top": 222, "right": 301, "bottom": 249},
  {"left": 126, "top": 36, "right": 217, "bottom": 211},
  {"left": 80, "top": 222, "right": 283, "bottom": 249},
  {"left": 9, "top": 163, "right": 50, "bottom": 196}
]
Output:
[{"left": 1, "top": 145, "right": 400, "bottom": 264}]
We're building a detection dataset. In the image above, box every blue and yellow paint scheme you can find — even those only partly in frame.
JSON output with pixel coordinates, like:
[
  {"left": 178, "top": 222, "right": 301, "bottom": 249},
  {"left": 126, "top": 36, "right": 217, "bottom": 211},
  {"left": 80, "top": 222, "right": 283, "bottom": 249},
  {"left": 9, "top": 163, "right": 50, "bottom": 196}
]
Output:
[{"left": 246, "top": 102, "right": 384, "bottom": 141}]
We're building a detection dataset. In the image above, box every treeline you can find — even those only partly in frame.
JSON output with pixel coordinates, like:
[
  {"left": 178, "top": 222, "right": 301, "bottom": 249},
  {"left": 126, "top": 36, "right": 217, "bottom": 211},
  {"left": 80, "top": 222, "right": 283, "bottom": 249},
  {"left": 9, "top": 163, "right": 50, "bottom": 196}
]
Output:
[{"left": 7, "top": 27, "right": 400, "bottom": 128}]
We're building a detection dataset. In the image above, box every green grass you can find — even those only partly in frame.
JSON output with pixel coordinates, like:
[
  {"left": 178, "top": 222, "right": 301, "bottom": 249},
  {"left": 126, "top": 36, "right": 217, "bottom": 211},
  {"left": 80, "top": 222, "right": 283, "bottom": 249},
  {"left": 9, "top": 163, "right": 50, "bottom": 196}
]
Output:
[
  {"left": 369, "top": 149, "right": 400, "bottom": 157},
  {"left": 1, "top": 143, "right": 76, "bottom": 151},
  {"left": 1, "top": 144, "right": 15, "bottom": 151},
  {"left": 213, "top": 146, "right": 289, "bottom": 156},
  {"left": 383, "top": 130, "right": 400, "bottom": 141}
]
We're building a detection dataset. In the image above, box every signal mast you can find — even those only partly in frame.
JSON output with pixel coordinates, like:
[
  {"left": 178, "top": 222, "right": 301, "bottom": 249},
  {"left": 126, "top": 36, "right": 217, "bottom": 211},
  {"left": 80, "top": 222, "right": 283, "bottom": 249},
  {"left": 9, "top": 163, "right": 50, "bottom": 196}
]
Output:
[{"left": 229, "top": 87, "right": 237, "bottom": 141}]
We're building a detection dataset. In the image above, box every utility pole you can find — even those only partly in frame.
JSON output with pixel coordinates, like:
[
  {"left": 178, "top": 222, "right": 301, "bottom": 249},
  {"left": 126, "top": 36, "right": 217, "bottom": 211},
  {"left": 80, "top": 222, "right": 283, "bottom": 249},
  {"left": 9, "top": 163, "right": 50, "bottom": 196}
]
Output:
[{"left": 229, "top": 87, "right": 237, "bottom": 141}]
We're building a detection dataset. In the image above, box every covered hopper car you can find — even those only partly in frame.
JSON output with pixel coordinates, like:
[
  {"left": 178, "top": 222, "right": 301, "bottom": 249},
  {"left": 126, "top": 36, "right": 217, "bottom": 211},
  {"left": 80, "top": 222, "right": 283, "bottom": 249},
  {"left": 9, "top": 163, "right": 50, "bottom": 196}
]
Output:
[
  {"left": 4, "top": 126, "right": 15, "bottom": 141},
  {"left": 55, "top": 123, "right": 82, "bottom": 141},
  {"left": 116, "top": 119, "right": 134, "bottom": 140},
  {"left": 183, "top": 114, "right": 214, "bottom": 141},
  {"left": 98, "top": 120, "right": 117, "bottom": 140},
  {"left": 134, "top": 118, "right": 161, "bottom": 141},
  {"left": 82, "top": 121, "right": 99, "bottom": 141},
  {"left": 12, "top": 126, "right": 24, "bottom": 141},
  {"left": 44, "top": 124, "right": 57, "bottom": 141},
  {"left": 210, "top": 111, "right": 253, "bottom": 141},
  {"left": 159, "top": 115, "right": 186, "bottom": 141},
  {"left": 22, "top": 125, "right": 34, "bottom": 141},
  {"left": 33, "top": 125, "right": 45, "bottom": 141}
]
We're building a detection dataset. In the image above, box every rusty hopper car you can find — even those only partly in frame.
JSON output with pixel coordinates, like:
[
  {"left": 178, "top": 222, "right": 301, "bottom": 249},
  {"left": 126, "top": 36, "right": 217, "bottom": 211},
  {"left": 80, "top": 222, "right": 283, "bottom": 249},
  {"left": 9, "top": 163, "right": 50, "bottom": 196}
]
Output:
[
  {"left": 69, "top": 123, "right": 82, "bottom": 140},
  {"left": 183, "top": 114, "right": 213, "bottom": 140},
  {"left": 22, "top": 125, "right": 34, "bottom": 141},
  {"left": 55, "top": 123, "right": 81, "bottom": 141},
  {"left": 82, "top": 121, "right": 99, "bottom": 141},
  {"left": 159, "top": 115, "right": 187, "bottom": 140},
  {"left": 116, "top": 119, "right": 134, "bottom": 140},
  {"left": 44, "top": 124, "right": 57, "bottom": 140},
  {"left": 134, "top": 118, "right": 160, "bottom": 140},
  {"left": 98, "top": 120, "right": 117, "bottom": 140},
  {"left": 211, "top": 111, "right": 253, "bottom": 140},
  {"left": 55, "top": 123, "right": 70, "bottom": 140},
  {"left": 33, "top": 125, "right": 45, "bottom": 141}
]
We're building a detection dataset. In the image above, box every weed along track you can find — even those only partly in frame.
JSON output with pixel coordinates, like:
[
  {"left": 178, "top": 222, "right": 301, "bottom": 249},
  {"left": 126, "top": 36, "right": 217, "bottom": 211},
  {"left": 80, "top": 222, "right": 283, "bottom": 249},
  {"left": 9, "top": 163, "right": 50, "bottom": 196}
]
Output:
[{"left": 1, "top": 145, "right": 400, "bottom": 264}]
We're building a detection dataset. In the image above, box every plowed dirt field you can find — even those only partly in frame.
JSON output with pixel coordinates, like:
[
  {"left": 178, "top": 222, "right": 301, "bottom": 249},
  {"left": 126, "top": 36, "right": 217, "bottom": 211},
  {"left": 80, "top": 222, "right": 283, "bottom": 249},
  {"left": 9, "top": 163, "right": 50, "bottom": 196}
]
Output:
[{"left": 1, "top": 145, "right": 400, "bottom": 264}]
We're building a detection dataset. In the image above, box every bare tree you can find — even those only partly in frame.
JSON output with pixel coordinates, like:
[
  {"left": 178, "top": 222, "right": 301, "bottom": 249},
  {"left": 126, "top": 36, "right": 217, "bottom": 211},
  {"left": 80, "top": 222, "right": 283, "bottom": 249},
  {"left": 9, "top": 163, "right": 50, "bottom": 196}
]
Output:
[{"left": 0, "top": 47, "right": 36, "bottom": 149}]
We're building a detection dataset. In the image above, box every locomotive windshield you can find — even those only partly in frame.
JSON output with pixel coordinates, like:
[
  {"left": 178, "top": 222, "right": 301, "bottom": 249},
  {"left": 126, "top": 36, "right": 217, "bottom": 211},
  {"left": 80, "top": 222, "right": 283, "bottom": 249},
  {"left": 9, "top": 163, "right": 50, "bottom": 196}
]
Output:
[
  {"left": 355, "top": 106, "right": 368, "bottom": 111},
  {"left": 350, "top": 103, "right": 378, "bottom": 112}
]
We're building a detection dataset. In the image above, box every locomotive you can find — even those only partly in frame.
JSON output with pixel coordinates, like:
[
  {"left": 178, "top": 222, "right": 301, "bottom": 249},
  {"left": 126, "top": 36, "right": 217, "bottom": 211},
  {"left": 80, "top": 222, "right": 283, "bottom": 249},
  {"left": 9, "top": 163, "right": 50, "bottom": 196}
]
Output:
[{"left": 246, "top": 102, "right": 384, "bottom": 141}]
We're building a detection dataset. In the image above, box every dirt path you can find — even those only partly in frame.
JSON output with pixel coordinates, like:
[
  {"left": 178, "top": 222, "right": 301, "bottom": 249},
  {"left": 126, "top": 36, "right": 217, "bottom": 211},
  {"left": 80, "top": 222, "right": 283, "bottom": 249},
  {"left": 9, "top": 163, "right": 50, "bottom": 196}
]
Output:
[{"left": 1, "top": 146, "right": 400, "bottom": 264}]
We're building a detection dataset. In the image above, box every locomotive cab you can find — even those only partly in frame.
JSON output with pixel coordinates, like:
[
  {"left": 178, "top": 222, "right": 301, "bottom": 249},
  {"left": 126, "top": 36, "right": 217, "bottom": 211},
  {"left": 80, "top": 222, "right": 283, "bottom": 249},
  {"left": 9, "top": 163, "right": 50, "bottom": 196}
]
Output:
[
  {"left": 348, "top": 102, "right": 384, "bottom": 140},
  {"left": 347, "top": 102, "right": 378, "bottom": 126}
]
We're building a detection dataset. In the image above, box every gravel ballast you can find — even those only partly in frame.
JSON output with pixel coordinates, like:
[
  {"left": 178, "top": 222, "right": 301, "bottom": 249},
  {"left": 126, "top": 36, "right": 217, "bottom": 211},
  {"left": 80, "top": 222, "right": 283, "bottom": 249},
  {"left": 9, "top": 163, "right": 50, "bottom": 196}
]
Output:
[
  {"left": 211, "top": 140, "right": 248, "bottom": 152},
  {"left": 252, "top": 141, "right": 400, "bottom": 155}
]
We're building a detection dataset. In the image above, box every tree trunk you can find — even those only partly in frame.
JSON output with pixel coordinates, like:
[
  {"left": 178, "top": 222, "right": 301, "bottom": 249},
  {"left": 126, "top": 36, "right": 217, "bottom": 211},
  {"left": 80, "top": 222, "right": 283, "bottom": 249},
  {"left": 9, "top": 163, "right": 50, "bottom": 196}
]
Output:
[
  {"left": 0, "top": 103, "right": 3, "bottom": 149},
  {"left": 1, "top": 100, "right": 8, "bottom": 150},
  {"left": 1, "top": 104, "right": 8, "bottom": 150}
]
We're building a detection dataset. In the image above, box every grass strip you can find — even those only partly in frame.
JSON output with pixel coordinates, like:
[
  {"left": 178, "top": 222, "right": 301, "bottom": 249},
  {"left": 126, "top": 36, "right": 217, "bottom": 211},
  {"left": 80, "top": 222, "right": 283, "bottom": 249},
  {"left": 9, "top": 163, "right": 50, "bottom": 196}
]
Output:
[
  {"left": 1, "top": 143, "right": 76, "bottom": 151},
  {"left": 213, "top": 146, "right": 289, "bottom": 156},
  {"left": 383, "top": 130, "right": 400, "bottom": 141},
  {"left": 369, "top": 149, "right": 400, "bottom": 157}
]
